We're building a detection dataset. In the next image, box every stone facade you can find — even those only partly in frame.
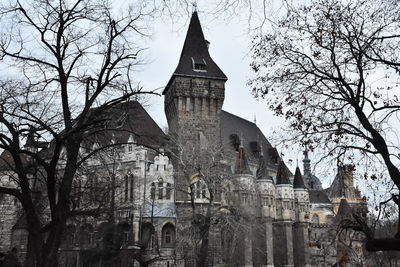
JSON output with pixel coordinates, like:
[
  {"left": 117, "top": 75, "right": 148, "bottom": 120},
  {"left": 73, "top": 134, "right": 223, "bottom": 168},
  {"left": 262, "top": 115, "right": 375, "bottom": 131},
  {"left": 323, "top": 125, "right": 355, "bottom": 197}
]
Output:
[{"left": 0, "top": 11, "right": 369, "bottom": 267}]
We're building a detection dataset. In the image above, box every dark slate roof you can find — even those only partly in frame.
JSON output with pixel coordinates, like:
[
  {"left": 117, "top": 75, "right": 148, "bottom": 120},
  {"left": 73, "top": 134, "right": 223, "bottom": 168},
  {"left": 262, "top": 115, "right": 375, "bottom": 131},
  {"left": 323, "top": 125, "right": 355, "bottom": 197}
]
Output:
[
  {"left": 163, "top": 12, "right": 227, "bottom": 94},
  {"left": 142, "top": 202, "right": 176, "bottom": 218},
  {"left": 276, "top": 161, "right": 291, "bottom": 185},
  {"left": 308, "top": 190, "right": 332, "bottom": 204},
  {"left": 256, "top": 153, "right": 270, "bottom": 180},
  {"left": 293, "top": 167, "right": 306, "bottom": 188},
  {"left": 40, "top": 101, "right": 167, "bottom": 159},
  {"left": 83, "top": 101, "right": 167, "bottom": 149},
  {"left": 334, "top": 198, "right": 353, "bottom": 225},
  {"left": 220, "top": 110, "right": 292, "bottom": 177}
]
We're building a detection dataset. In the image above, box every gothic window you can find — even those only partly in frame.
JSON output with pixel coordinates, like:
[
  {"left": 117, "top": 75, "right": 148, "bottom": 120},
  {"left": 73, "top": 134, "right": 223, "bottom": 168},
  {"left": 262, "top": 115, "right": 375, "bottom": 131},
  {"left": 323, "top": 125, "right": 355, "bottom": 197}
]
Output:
[
  {"left": 262, "top": 197, "right": 268, "bottom": 206},
  {"left": 64, "top": 225, "right": 76, "bottom": 248},
  {"left": 162, "top": 223, "right": 176, "bottom": 248},
  {"left": 118, "top": 223, "right": 131, "bottom": 245},
  {"left": 150, "top": 183, "right": 156, "bottom": 200},
  {"left": 80, "top": 224, "right": 94, "bottom": 247},
  {"left": 128, "top": 144, "right": 133, "bottom": 152},
  {"left": 300, "top": 204, "right": 306, "bottom": 212},
  {"left": 158, "top": 181, "right": 164, "bottom": 199},
  {"left": 283, "top": 201, "right": 289, "bottom": 209},
  {"left": 201, "top": 184, "right": 207, "bottom": 199},
  {"left": 141, "top": 223, "right": 155, "bottom": 249},
  {"left": 129, "top": 173, "right": 134, "bottom": 202},
  {"left": 242, "top": 193, "right": 248, "bottom": 204},
  {"left": 124, "top": 175, "right": 129, "bottom": 202},
  {"left": 166, "top": 183, "right": 172, "bottom": 200},
  {"left": 277, "top": 207, "right": 282, "bottom": 216},
  {"left": 196, "top": 181, "right": 201, "bottom": 199},
  {"left": 312, "top": 214, "right": 320, "bottom": 224}
]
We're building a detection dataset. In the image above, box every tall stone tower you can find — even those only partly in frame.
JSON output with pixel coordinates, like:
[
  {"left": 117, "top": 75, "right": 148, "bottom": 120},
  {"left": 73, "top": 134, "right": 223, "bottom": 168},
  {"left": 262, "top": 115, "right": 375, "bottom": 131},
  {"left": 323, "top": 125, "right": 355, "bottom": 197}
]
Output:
[{"left": 163, "top": 11, "right": 227, "bottom": 200}]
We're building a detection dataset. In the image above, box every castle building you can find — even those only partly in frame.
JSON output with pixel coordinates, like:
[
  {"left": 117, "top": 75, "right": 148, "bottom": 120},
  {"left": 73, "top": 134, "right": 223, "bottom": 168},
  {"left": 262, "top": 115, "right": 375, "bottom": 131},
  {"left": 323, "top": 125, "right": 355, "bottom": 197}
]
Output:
[{"left": 0, "top": 11, "right": 368, "bottom": 267}]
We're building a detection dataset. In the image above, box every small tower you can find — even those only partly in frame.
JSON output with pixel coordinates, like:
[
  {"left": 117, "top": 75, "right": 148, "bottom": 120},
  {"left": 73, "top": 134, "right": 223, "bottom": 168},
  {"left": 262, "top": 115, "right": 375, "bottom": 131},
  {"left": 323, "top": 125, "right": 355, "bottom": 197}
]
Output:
[
  {"left": 275, "top": 161, "right": 294, "bottom": 221},
  {"left": 293, "top": 167, "right": 309, "bottom": 222},
  {"left": 273, "top": 161, "right": 294, "bottom": 267},
  {"left": 231, "top": 137, "right": 255, "bottom": 267},
  {"left": 232, "top": 137, "right": 255, "bottom": 207},
  {"left": 303, "top": 149, "right": 323, "bottom": 190},
  {"left": 255, "top": 146, "right": 275, "bottom": 266},
  {"left": 292, "top": 167, "right": 311, "bottom": 267}
]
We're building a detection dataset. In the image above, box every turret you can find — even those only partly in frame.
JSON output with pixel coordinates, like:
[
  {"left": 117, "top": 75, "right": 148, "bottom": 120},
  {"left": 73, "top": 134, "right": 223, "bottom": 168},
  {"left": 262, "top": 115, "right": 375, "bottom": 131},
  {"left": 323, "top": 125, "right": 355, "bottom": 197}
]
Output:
[
  {"left": 256, "top": 145, "right": 275, "bottom": 218},
  {"left": 275, "top": 161, "right": 294, "bottom": 221},
  {"left": 232, "top": 137, "right": 255, "bottom": 210},
  {"left": 293, "top": 167, "right": 309, "bottom": 222}
]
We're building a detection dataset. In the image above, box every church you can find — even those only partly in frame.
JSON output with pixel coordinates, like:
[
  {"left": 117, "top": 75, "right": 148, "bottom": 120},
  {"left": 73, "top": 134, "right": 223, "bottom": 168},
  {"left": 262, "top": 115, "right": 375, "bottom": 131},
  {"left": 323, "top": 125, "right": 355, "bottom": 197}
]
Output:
[{"left": 0, "top": 11, "right": 367, "bottom": 267}]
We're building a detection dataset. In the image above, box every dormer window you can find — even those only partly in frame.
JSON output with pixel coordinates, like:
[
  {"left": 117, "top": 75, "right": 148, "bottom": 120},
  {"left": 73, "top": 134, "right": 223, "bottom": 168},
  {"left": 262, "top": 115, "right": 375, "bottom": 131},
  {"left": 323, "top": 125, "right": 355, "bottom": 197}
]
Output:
[{"left": 191, "top": 57, "right": 207, "bottom": 72}]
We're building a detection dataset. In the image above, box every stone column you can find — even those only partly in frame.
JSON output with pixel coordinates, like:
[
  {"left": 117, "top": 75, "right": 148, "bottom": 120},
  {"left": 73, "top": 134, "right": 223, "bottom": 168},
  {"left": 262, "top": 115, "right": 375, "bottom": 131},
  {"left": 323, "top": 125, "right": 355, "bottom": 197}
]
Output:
[
  {"left": 243, "top": 234, "right": 253, "bottom": 267},
  {"left": 265, "top": 218, "right": 274, "bottom": 267},
  {"left": 293, "top": 222, "right": 310, "bottom": 267},
  {"left": 273, "top": 221, "right": 294, "bottom": 267}
]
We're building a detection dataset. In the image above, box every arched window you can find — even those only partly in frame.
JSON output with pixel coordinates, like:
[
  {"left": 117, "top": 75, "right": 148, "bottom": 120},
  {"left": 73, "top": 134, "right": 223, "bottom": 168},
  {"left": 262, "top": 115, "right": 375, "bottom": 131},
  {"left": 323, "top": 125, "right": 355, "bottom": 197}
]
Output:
[
  {"left": 80, "top": 224, "right": 94, "bottom": 247},
  {"left": 65, "top": 225, "right": 76, "bottom": 247},
  {"left": 312, "top": 214, "right": 320, "bottom": 224},
  {"left": 158, "top": 181, "right": 164, "bottom": 199},
  {"left": 129, "top": 173, "right": 134, "bottom": 201},
  {"left": 162, "top": 223, "right": 175, "bottom": 248},
  {"left": 196, "top": 181, "right": 201, "bottom": 199},
  {"left": 117, "top": 223, "right": 131, "bottom": 246},
  {"left": 165, "top": 183, "right": 172, "bottom": 200},
  {"left": 150, "top": 183, "right": 156, "bottom": 200},
  {"left": 124, "top": 175, "right": 129, "bottom": 202},
  {"left": 141, "top": 223, "right": 155, "bottom": 249},
  {"left": 201, "top": 184, "right": 207, "bottom": 199}
]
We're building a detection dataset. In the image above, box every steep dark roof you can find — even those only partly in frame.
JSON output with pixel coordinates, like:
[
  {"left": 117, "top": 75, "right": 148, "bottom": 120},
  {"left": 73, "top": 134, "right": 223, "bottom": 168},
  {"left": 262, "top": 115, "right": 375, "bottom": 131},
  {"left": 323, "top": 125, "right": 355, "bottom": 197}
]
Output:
[
  {"left": 164, "top": 12, "right": 227, "bottom": 94},
  {"left": 334, "top": 198, "right": 353, "bottom": 225},
  {"left": 293, "top": 167, "right": 306, "bottom": 188},
  {"left": 40, "top": 101, "right": 167, "bottom": 159},
  {"left": 235, "top": 141, "right": 251, "bottom": 175},
  {"left": 256, "top": 152, "right": 270, "bottom": 180},
  {"left": 220, "top": 110, "right": 292, "bottom": 178},
  {"left": 308, "top": 190, "right": 332, "bottom": 204},
  {"left": 276, "top": 161, "right": 291, "bottom": 185},
  {"left": 83, "top": 101, "right": 167, "bottom": 149}
]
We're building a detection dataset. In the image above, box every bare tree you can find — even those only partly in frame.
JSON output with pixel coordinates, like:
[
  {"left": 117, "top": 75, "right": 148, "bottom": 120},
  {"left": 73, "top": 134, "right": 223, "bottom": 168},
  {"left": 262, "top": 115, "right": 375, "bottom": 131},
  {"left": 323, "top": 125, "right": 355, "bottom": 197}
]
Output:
[
  {"left": 249, "top": 0, "right": 400, "bottom": 251},
  {"left": 0, "top": 0, "right": 164, "bottom": 266},
  {"left": 169, "top": 136, "right": 256, "bottom": 267}
]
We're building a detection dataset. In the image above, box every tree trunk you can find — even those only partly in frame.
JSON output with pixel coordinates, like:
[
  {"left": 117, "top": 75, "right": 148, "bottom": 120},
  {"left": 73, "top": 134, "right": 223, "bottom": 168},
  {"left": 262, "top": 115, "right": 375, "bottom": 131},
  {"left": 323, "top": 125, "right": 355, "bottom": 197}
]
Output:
[{"left": 196, "top": 223, "right": 210, "bottom": 267}]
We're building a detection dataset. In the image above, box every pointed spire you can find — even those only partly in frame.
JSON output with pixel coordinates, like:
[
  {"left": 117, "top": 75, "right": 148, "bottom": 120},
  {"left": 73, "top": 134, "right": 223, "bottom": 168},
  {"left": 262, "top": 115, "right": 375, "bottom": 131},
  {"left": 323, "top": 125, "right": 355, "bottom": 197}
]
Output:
[
  {"left": 276, "top": 161, "right": 291, "bottom": 185},
  {"left": 334, "top": 198, "right": 354, "bottom": 225},
  {"left": 256, "top": 144, "right": 270, "bottom": 180},
  {"left": 303, "top": 148, "right": 311, "bottom": 177},
  {"left": 235, "top": 136, "right": 251, "bottom": 175},
  {"left": 25, "top": 127, "right": 35, "bottom": 148},
  {"left": 163, "top": 11, "right": 227, "bottom": 94},
  {"left": 293, "top": 167, "right": 306, "bottom": 188}
]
